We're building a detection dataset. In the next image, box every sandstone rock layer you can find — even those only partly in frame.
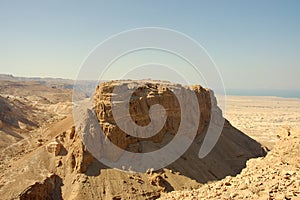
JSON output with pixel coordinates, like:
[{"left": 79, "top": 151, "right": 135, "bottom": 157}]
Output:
[
  {"left": 0, "top": 80, "right": 267, "bottom": 200},
  {"left": 94, "top": 80, "right": 215, "bottom": 152}
]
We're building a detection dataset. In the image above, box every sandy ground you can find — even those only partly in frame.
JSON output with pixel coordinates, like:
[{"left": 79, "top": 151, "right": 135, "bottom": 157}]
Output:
[{"left": 224, "top": 95, "right": 300, "bottom": 148}]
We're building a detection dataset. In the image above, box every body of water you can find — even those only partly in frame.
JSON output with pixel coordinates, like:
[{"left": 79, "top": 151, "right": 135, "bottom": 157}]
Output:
[{"left": 225, "top": 89, "right": 300, "bottom": 99}]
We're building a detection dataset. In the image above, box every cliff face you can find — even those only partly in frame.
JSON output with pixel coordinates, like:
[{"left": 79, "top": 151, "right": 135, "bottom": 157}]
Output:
[
  {"left": 93, "top": 80, "right": 215, "bottom": 152},
  {"left": 90, "top": 81, "right": 265, "bottom": 178}
]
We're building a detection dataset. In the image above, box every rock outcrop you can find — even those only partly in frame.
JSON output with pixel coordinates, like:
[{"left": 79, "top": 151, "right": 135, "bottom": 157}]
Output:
[
  {"left": 80, "top": 80, "right": 266, "bottom": 182},
  {"left": 0, "top": 80, "right": 268, "bottom": 200},
  {"left": 93, "top": 80, "right": 216, "bottom": 152},
  {"left": 19, "top": 174, "right": 63, "bottom": 200},
  {"left": 46, "top": 139, "right": 63, "bottom": 156}
]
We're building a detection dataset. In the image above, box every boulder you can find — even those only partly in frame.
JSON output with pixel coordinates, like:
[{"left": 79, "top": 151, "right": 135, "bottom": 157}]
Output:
[{"left": 46, "top": 140, "right": 62, "bottom": 156}]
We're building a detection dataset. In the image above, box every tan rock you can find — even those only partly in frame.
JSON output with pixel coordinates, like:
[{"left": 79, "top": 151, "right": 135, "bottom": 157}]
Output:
[
  {"left": 0, "top": 120, "right": 2, "bottom": 129},
  {"left": 46, "top": 140, "right": 62, "bottom": 156},
  {"left": 18, "top": 174, "right": 62, "bottom": 200},
  {"left": 69, "top": 126, "right": 75, "bottom": 139},
  {"left": 65, "top": 131, "right": 95, "bottom": 173},
  {"left": 149, "top": 173, "right": 173, "bottom": 192},
  {"left": 94, "top": 81, "right": 213, "bottom": 152}
]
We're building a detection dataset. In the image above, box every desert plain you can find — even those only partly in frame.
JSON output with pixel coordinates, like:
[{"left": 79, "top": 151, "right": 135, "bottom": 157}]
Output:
[{"left": 226, "top": 95, "right": 300, "bottom": 148}]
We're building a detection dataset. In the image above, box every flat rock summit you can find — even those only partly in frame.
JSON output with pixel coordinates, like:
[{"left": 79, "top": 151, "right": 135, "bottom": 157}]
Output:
[{"left": 0, "top": 80, "right": 270, "bottom": 199}]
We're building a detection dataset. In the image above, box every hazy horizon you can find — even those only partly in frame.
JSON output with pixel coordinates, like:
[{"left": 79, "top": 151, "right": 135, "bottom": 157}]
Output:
[
  {"left": 1, "top": 1, "right": 299, "bottom": 91},
  {"left": 1, "top": 72, "right": 299, "bottom": 98}
]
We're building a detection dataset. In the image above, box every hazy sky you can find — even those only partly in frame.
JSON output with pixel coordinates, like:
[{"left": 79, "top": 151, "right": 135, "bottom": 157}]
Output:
[{"left": 0, "top": 0, "right": 299, "bottom": 90}]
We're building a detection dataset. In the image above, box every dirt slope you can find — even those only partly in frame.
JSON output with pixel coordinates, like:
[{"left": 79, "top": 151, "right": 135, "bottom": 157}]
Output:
[{"left": 160, "top": 127, "right": 300, "bottom": 200}]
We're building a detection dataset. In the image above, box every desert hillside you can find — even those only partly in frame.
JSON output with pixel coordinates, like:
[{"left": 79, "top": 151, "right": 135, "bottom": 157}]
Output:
[
  {"left": 1, "top": 1, "right": 299, "bottom": 199},
  {"left": 0, "top": 80, "right": 269, "bottom": 200},
  {"left": 160, "top": 127, "right": 300, "bottom": 199}
]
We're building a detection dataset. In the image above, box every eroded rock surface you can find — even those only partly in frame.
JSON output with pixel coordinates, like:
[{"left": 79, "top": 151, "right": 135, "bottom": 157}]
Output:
[
  {"left": 93, "top": 80, "right": 216, "bottom": 152},
  {"left": 46, "top": 140, "right": 63, "bottom": 156},
  {"left": 0, "top": 80, "right": 267, "bottom": 200},
  {"left": 19, "top": 174, "right": 63, "bottom": 200}
]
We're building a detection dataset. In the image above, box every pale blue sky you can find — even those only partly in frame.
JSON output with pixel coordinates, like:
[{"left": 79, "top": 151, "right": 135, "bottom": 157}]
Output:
[{"left": 0, "top": 0, "right": 299, "bottom": 90}]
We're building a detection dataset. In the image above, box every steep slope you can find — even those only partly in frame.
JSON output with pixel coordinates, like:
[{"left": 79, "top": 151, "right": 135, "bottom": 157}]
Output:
[
  {"left": 0, "top": 95, "right": 40, "bottom": 149},
  {"left": 0, "top": 79, "right": 76, "bottom": 151},
  {"left": 160, "top": 127, "right": 300, "bottom": 200}
]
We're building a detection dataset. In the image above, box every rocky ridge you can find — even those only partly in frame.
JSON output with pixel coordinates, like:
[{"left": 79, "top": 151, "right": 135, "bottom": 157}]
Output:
[{"left": 0, "top": 80, "right": 267, "bottom": 199}]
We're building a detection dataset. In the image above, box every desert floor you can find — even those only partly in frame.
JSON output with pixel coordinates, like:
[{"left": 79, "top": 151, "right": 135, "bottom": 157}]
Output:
[{"left": 225, "top": 95, "right": 300, "bottom": 148}]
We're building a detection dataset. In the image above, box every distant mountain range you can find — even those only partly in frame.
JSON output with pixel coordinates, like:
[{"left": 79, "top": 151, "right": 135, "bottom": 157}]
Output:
[
  {"left": 0, "top": 73, "right": 74, "bottom": 83},
  {"left": 0, "top": 74, "right": 98, "bottom": 97}
]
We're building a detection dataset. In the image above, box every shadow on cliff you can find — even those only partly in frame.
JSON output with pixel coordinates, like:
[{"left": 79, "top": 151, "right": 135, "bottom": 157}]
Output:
[
  {"left": 84, "top": 159, "right": 109, "bottom": 177},
  {"left": 19, "top": 174, "right": 63, "bottom": 200},
  {"left": 165, "top": 120, "right": 267, "bottom": 183},
  {"left": 81, "top": 120, "right": 267, "bottom": 185}
]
